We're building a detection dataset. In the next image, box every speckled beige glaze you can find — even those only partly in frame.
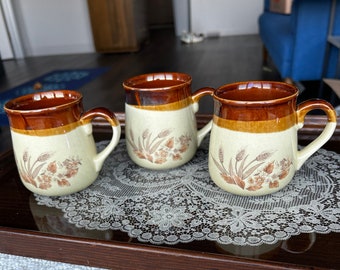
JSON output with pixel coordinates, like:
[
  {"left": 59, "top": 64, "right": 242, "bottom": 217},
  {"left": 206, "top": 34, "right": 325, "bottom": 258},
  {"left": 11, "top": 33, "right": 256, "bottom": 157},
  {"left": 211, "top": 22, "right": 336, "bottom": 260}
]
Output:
[
  {"left": 4, "top": 90, "right": 121, "bottom": 196},
  {"left": 124, "top": 72, "right": 214, "bottom": 170},
  {"left": 208, "top": 81, "right": 337, "bottom": 196}
]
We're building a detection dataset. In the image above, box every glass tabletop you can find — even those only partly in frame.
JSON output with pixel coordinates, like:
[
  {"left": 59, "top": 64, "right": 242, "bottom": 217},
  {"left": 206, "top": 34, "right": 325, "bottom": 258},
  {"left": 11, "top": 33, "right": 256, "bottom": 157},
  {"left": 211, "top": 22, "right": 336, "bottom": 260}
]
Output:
[{"left": 0, "top": 113, "right": 339, "bottom": 270}]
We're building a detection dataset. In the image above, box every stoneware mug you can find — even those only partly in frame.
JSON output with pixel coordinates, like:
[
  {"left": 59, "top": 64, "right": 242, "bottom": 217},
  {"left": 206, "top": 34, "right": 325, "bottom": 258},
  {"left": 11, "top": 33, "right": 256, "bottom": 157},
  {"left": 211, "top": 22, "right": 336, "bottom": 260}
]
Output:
[
  {"left": 208, "top": 81, "right": 337, "bottom": 196},
  {"left": 124, "top": 72, "right": 213, "bottom": 170},
  {"left": 4, "top": 90, "right": 121, "bottom": 196}
]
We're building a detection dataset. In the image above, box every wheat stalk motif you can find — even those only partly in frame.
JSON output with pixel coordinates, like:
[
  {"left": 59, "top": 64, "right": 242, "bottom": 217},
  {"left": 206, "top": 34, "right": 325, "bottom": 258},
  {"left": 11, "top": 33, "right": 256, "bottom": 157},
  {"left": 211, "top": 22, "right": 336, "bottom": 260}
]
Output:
[
  {"left": 127, "top": 128, "right": 192, "bottom": 164},
  {"left": 17, "top": 150, "right": 82, "bottom": 190},
  {"left": 212, "top": 147, "right": 292, "bottom": 191}
]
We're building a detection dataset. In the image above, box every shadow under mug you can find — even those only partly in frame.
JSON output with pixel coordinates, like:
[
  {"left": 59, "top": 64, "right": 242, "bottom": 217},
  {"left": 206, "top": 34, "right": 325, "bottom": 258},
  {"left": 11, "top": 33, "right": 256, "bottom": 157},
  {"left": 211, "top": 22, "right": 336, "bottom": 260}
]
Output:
[
  {"left": 124, "top": 72, "right": 213, "bottom": 170},
  {"left": 4, "top": 90, "right": 121, "bottom": 196},
  {"left": 208, "top": 81, "right": 337, "bottom": 196}
]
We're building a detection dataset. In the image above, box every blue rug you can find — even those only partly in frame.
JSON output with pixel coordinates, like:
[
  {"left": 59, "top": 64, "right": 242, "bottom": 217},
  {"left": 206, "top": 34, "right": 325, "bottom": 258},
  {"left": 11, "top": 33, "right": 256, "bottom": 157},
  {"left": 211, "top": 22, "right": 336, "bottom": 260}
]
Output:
[{"left": 0, "top": 67, "right": 110, "bottom": 125}]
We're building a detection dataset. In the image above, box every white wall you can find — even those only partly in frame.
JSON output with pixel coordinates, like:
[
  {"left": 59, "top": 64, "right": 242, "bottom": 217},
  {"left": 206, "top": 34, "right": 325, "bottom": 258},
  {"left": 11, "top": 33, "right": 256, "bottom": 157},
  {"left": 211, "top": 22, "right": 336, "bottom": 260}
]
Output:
[
  {"left": 1, "top": 0, "right": 263, "bottom": 58},
  {"left": 172, "top": 0, "right": 189, "bottom": 36},
  {"left": 173, "top": 0, "right": 263, "bottom": 36},
  {"left": 0, "top": 4, "right": 13, "bottom": 59},
  {"left": 191, "top": 0, "right": 263, "bottom": 36},
  {"left": 12, "top": 0, "right": 95, "bottom": 57}
]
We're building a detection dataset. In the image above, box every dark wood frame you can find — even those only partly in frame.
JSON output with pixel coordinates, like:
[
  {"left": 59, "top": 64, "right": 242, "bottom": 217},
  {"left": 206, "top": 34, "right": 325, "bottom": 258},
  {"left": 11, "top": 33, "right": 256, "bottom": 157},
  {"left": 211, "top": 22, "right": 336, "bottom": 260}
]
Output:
[
  {"left": 1, "top": 113, "right": 339, "bottom": 269},
  {"left": 1, "top": 226, "right": 309, "bottom": 270}
]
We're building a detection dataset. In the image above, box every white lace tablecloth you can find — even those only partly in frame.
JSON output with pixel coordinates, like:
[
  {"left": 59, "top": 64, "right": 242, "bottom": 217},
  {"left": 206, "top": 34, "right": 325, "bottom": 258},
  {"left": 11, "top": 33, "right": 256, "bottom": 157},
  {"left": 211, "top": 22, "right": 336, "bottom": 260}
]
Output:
[{"left": 34, "top": 139, "right": 340, "bottom": 246}]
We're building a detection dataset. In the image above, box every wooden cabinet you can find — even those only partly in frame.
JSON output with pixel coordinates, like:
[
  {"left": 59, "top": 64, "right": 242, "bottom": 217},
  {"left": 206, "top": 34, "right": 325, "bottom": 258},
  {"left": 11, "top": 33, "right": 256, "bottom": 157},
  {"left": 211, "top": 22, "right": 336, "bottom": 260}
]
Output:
[{"left": 87, "top": 0, "right": 148, "bottom": 53}]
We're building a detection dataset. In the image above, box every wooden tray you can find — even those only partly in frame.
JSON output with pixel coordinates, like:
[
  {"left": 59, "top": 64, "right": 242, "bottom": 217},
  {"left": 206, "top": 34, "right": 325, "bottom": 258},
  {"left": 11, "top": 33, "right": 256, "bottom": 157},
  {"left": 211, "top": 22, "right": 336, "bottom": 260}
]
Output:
[{"left": 1, "top": 113, "right": 339, "bottom": 269}]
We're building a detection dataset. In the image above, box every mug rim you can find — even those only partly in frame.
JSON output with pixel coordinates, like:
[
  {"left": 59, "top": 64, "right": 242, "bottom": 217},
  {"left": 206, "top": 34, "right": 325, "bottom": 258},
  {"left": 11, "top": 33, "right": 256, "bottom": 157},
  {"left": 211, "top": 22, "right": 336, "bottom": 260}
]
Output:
[
  {"left": 214, "top": 81, "right": 298, "bottom": 105},
  {"left": 123, "top": 72, "right": 192, "bottom": 91},
  {"left": 4, "top": 90, "right": 82, "bottom": 114}
]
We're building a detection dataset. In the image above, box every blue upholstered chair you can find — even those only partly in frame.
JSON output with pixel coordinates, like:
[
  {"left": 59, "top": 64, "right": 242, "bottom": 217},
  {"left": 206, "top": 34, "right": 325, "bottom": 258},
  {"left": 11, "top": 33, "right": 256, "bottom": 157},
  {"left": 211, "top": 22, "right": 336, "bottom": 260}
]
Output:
[
  {"left": 327, "top": 0, "right": 340, "bottom": 78},
  {"left": 258, "top": 0, "right": 339, "bottom": 83}
]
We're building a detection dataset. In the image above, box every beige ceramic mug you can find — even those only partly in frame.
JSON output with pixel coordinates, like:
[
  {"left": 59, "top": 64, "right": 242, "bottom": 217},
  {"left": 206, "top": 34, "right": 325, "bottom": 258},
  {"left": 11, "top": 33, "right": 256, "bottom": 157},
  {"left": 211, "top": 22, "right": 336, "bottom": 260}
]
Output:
[
  {"left": 4, "top": 90, "right": 121, "bottom": 196},
  {"left": 124, "top": 72, "right": 213, "bottom": 170},
  {"left": 208, "top": 81, "right": 337, "bottom": 196}
]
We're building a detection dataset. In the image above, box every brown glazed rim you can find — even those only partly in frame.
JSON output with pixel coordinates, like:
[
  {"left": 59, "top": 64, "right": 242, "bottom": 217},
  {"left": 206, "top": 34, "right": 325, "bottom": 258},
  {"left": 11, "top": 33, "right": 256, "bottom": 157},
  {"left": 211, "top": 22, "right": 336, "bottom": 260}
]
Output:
[
  {"left": 214, "top": 81, "right": 299, "bottom": 106},
  {"left": 4, "top": 90, "right": 82, "bottom": 114},
  {"left": 123, "top": 72, "right": 192, "bottom": 90}
]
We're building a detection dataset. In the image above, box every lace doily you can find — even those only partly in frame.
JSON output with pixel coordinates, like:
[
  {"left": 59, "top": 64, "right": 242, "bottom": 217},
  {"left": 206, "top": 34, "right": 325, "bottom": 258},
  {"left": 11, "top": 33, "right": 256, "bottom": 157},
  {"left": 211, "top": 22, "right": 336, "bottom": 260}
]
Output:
[{"left": 34, "top": 139, "right": 340, "bottom": 246}]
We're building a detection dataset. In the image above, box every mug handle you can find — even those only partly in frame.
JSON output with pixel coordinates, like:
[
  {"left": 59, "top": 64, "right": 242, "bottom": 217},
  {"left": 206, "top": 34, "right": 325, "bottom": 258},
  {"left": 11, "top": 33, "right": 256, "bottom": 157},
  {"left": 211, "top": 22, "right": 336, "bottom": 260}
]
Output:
[
  {"left": 81, "top": 108, "right": 121, "bottom": 172},
  {"left": 192, "top": 87, "right": 215, "bottom": 146},
  {"left": 296, "top": 99, "right": 337, "bottom": 169}
]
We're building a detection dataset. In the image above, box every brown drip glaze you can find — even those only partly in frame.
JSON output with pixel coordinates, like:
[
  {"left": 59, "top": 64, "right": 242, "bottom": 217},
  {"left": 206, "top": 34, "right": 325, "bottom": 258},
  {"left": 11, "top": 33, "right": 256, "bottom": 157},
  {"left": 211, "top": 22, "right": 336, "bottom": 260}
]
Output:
[
  {"left": 81, "top": 107, "right": 120, "bottom": 127},
  {"left": 297, "top": 99, "right": 337, "bottom": 124},
  {"left": 5, "top": 90, "right": 120, "bottom": 135},
  {"left": 213, "top": 81, "right": 298, "bottom": 122},
  {"left": 124, "top": 72, "right": 193, "bottom": 106},
  {"left": 4, "top": 90, "right": 84, "bottom": 130}
]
